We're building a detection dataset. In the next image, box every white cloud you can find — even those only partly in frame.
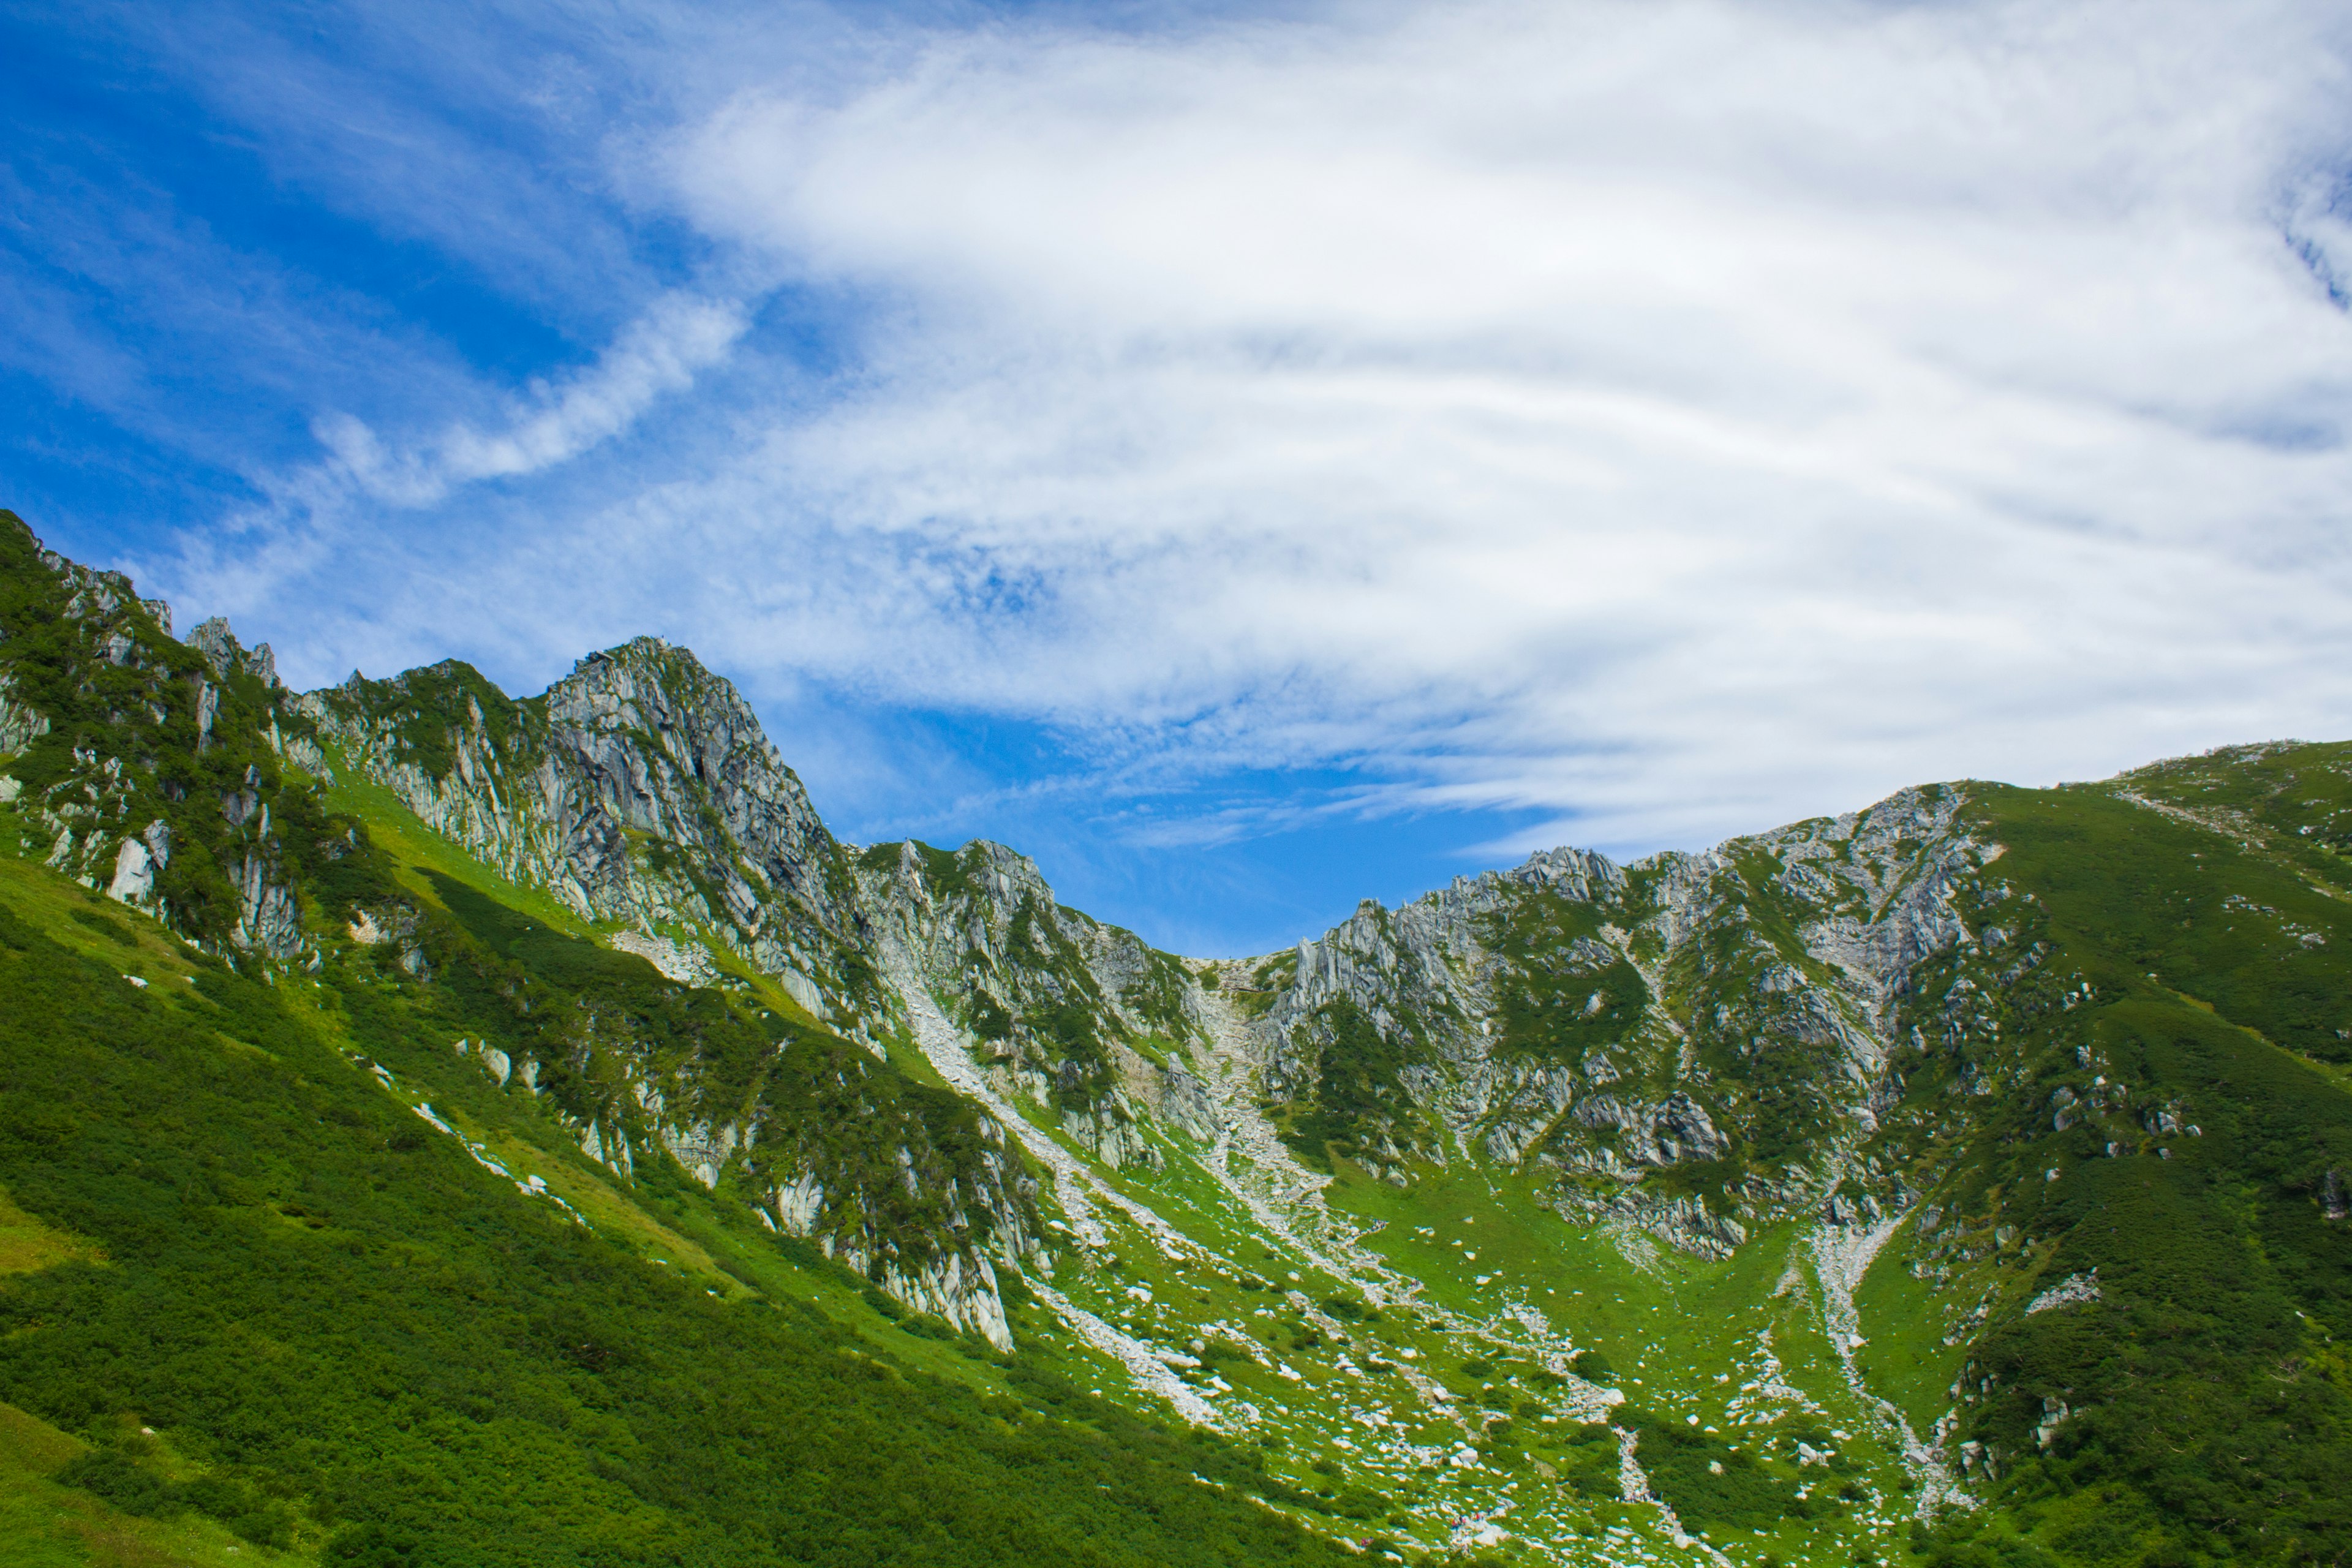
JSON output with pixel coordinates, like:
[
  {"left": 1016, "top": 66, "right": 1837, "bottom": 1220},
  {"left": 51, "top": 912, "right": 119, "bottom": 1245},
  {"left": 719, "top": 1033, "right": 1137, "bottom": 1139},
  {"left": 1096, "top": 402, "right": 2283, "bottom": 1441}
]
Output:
[
  {"left": 311, "top": 291, "right": 749, "bottom": 507},
  {"left": 143, "top": 0, "right": 2352, "bottom": 872},
  {"left": 630, "top": 0, "right": 2352, "bottom": 850}
]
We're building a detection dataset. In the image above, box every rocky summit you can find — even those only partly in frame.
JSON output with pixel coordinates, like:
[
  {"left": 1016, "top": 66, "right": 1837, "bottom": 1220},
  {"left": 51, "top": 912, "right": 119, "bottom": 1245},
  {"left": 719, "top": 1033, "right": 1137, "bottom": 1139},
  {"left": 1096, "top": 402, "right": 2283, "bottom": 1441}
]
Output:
[{"left": 1, "top": 508, "right": 2346, "bottom": 1568}]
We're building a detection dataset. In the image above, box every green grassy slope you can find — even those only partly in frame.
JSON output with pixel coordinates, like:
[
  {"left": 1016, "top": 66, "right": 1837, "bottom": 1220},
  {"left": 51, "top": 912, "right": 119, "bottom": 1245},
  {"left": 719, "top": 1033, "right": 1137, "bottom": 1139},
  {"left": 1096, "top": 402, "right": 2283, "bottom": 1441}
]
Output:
[
  {"left": 0, "top": 861, "right": 1352, "bottom": 1568},
  {"left": 1867, "top": 778, "right": 2352, "bottom": 1567}
]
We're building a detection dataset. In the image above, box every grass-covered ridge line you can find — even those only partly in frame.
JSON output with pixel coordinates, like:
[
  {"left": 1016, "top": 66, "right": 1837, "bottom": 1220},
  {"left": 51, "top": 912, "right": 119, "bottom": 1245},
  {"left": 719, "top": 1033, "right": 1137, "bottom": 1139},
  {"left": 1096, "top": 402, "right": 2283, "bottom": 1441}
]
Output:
[{"left": 1870, "top": 780, "right": 2352, "bottom": 1566}]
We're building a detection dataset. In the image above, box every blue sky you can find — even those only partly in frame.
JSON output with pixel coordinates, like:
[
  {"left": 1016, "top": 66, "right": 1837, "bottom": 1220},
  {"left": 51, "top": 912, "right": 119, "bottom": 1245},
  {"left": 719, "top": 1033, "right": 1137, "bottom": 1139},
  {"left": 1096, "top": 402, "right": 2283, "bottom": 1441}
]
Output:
[{"left": 6, "top": 0, "right": 2352, "bottom": 956}]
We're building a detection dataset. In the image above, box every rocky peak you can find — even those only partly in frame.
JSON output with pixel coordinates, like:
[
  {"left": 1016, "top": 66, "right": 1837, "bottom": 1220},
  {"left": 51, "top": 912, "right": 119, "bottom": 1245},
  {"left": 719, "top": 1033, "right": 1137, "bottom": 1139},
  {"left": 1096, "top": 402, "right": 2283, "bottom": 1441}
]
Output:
[
  {"left": 1502, "top": 844, "right": 1627, "bottom": 901},
  {"left": 543, "top": 637, "right": 844, "bottom": 921},
  {"left": 297, "top": 636, "right": 880, "bottom": 1033},
  {"left": 186, "top": 616, "right": 279, "bottom": 689},
  {"left": 863, "top": 838, "right": 1057, "bottom": 922}
]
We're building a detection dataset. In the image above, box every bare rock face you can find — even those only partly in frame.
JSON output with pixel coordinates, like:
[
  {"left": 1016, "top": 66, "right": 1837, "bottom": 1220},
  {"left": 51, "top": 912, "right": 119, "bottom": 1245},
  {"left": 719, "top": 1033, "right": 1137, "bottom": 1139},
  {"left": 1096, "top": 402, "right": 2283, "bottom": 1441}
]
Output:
[
  {"left": 1234, "top": 785, "right": 1995, "bottom": 1255},
  {"left": 609, "top": 929, "right": 717, "bottom": 986},
  {"left": 541, "top": 641, "right": 849, "bottom": 955},
  {"left": 849, "top": 837, "right": 1209, "bottom": 1169},
  {"left": 0, "top": 672, "right": 48, "bottom": 753},
  {"left": 230, "top": 846, "right": 306, "bottom": 958},
  {"left": 880, "top": 1252, "right": 1015, "bottom": 1351},
  {"left": 293, "top": 638, "right": 882, "bottom": 1035},
  {"left": 187, "top": 617, "right": 279, "bottom": 688},
  {"left": 1119, "top": 1047, "right": 1224, "bottom": 1144}
]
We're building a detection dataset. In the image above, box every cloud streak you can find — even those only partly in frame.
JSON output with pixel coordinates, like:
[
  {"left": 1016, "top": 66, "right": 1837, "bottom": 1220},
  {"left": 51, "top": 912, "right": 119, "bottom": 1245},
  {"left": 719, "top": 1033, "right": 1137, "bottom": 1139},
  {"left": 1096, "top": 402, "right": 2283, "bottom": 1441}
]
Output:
[{"left": 311, "top": 292, "right": 749, "bottom": 506}]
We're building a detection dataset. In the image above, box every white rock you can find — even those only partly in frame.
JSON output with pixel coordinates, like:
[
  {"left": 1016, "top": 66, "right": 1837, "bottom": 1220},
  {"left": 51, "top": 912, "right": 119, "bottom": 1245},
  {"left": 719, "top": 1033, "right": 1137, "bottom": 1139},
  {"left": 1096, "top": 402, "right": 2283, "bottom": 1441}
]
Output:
[{"left": 108, "top": 836, "right": 154, "bottom": 904}]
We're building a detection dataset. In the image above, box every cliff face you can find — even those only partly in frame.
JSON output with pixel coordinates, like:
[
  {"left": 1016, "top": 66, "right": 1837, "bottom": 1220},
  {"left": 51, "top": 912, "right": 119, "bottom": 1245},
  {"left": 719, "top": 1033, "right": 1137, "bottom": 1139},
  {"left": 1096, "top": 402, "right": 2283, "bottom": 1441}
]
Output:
[
  {"left": 293, "top": 640, "right": 880, "bottom": 1036},
  {"left": 1231, "top": 790, "right": 1993, "bottom": 1254},
  {"left": 281, "top": 617, "right": 2005, "bottom": 1264},
  {"left": 850, "top": 837, "right": 1213, "bottom": 1168}
]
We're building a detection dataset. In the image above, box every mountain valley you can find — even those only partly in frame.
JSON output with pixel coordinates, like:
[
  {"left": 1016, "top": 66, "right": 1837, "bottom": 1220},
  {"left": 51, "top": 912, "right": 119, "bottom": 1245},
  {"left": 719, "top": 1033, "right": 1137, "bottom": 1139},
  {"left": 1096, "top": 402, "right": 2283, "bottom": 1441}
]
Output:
[{"left": 1, "top": 509, "right": 2346, "bottom": 1568}]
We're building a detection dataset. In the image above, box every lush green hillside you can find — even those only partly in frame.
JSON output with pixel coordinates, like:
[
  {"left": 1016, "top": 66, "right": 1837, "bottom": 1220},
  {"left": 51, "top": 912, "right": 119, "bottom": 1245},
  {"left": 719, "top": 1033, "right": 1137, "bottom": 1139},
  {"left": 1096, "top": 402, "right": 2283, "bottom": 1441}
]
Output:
[
  {"left": 0, "top": 857, "right": 1349, "bottom": 1568},
  {"left": 1874, "top": 778, "right": 2352, "bottom": 1566}
]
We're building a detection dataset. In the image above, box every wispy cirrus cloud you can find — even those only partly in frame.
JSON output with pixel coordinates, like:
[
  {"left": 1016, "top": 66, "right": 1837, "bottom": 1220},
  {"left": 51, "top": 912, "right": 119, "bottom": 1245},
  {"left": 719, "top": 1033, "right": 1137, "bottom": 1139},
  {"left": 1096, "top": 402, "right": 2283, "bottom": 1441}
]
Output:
[{"left": 308, "top": 291, "right": 749, "bottom": 507}]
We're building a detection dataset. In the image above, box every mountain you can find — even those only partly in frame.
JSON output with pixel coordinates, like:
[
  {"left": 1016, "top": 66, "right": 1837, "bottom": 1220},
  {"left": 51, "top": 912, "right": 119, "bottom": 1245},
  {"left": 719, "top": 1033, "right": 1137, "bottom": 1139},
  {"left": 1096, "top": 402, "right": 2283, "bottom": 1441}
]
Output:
[{"left": 0, "top": 508, "right": 2345, "bottom": 1568}]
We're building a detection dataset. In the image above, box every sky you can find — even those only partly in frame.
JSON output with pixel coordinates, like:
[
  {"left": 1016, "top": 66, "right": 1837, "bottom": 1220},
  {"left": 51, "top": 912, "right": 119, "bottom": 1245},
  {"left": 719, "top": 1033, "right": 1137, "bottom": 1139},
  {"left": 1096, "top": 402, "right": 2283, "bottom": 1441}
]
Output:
[{"left": 4, "top": 0, "right": 2351, "bottom": 957}]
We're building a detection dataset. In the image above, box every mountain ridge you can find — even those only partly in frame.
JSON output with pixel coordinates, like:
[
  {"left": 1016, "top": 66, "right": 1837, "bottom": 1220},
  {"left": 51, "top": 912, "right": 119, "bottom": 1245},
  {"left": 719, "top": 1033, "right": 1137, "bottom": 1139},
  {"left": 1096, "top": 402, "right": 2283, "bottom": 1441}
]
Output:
[{"left": 2, "top": 508, "right": 2347, "bottom": 1568}]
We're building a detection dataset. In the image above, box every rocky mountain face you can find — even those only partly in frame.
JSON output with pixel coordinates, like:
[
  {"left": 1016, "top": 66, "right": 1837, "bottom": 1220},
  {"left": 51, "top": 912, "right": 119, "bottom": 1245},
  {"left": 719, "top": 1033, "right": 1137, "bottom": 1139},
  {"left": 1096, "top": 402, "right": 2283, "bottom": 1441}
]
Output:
[
  {"left": 286, "top": 642, "right": 1234, "bottom": 1324},
  {"left": 1232, "top": 791, "right": 1991, "bottom": 1255},
  {"left": 0, "top": 520, "right": 317, "bottom": 965},
  {"left": 292, "top": 646, "right": 1085, "bottom": 1344},
  {"left": 296, "top": 645, "right": 1246, "bottom": 1165},
  {"left": 850, "top": 837, "right": 1214, "bottom": 1167},
  {"left": 278, "top": 605, "right": 2085, "bottom": 1344},
  {"left": 292, "top": 641, "right": 878, "bottom": 1035}
]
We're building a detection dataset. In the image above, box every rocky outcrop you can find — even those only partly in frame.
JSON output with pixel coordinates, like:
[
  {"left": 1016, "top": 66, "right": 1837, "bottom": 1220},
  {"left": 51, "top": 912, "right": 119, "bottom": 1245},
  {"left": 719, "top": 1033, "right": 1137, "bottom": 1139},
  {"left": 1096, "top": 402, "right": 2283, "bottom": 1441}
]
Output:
[
  {"left": 294, "top": 639, "right": 881, "bottom": 1034},
  {"left": 1229, "top": 788, "right": 1992, "bottom": 1254},
  {"left": 610, "top": 929, "right": 718, "bottom": 986},
  {"left": 0, "top": 673, "right": 48, "bottom": 755},
  {"left": 229, "top": 846, "right": 304, "bottom": 957},
  {"left": 187, "top": 616, "right": 279, "bottom": 688},
  {"left": 851, "top": 837, "right": 1208, "bottom": 1168},
  {"left": 878, "top": 1251, "right": 1014, "bottom": 1350},
  {"left": 0, "top": 519, "right": 318, "bottom": 968},
  {"left": 742, "top": 1105, "right": 1041, "bottom": 1351},
  {"left": 445, "top": 970, "right": 1043, "bottom": 1346},
  {"left": 108, "top": 825, "right": 165, "bottom": 904},
  {"left": 1118, "top": 1044, "right": 1224, "bottom": 1144}
]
